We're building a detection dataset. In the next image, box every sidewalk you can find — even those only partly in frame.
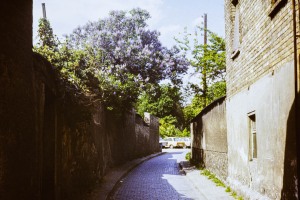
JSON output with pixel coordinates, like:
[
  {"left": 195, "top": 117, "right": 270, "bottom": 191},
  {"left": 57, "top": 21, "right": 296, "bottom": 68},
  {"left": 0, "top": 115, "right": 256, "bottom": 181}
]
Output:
[
  {"left": 179, "top": 161, "right": 235, "bottom": 200},
  {"left": 84, "top": 152, "right": 165, "bottom": 200}
]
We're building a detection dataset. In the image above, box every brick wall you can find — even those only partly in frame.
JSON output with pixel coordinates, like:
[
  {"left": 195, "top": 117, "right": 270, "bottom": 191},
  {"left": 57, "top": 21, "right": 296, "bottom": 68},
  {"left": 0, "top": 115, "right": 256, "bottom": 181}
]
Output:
[{"left": 225, "top": 0, "right": 295, "bottom": 98}]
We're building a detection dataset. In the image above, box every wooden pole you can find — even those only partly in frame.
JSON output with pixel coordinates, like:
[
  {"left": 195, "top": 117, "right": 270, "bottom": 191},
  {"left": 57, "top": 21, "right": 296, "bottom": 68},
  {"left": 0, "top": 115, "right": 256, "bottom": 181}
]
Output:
[{"left": 42, "top": 3, "right": 47, "bottom": 19}]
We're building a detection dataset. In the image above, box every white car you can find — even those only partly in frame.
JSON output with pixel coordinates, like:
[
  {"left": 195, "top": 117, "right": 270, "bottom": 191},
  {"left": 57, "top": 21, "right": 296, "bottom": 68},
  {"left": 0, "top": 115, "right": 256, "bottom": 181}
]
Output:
[
  {"left": 164, "top": 137, "right": 186, "bottom": 148},
  {"left": 159, "top": 138, "right": 168, "bottom": 148},
  {"left": 183, "top": 137, "right": 191, "bottom": 148}
]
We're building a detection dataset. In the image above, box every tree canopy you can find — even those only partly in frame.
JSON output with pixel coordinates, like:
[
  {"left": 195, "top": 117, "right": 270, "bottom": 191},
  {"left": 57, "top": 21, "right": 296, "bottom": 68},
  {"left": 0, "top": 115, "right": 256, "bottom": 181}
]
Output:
[
  {"left": 34, "top": 8, "right": 189, "bottom": 112},
  {"left": 176, "top": 27, "right": 226, "bottom": 123},
  {"left": 136, "top": 83, "right": 184, "bottom": 127}
]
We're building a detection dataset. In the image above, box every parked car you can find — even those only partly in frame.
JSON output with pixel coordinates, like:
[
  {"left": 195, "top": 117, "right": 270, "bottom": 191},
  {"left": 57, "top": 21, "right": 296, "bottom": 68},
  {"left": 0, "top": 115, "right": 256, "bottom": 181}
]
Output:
[
  {"left": 183, "top": 137, "right": 191, "bottom": 148},
  {"left": 159, "top": 137, "right": 168, "bottom": 148},
  {"left": 164, "top": 137, "right": 186, "bottom": 148}
]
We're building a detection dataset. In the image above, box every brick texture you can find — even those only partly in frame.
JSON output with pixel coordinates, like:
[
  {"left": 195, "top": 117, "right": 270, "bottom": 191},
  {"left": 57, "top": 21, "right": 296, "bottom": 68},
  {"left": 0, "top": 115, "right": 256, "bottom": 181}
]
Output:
[{"left": 225, "top": 0, "right": 297, "bottom": 98}]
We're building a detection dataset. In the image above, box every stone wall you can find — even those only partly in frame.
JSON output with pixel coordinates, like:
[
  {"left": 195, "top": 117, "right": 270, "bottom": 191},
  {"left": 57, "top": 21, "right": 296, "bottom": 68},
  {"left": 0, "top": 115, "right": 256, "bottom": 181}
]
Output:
[
  {"left": 33, "top": 54, "right": 160, "bottom": 200},
  {"left": 225, "top": 0, "right": 298, "bottom": 199},
  {"left": 0, "top": 1, "right": 160, "bottom": 199},
  {"left": 135, "top": 113, "right": 160, "bottom": 158},
  {"left": 191, "top": 96, "right": 227, "bottom": 181},
  {"left": 35, "top": 55, "right": 160, "bottom": 199}
]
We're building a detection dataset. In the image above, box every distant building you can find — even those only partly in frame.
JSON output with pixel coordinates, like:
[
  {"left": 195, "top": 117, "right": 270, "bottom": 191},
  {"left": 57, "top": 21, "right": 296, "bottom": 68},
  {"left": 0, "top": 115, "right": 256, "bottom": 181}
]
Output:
[{"left": 225, "top": 0, "right": 299, "bottom": 199}]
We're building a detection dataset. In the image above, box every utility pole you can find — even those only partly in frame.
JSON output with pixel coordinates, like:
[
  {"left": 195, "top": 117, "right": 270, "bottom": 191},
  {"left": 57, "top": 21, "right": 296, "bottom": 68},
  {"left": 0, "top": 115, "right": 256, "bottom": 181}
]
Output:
[
  {"left": 202, "top": 13, "right": 208, "bottom": 107},
  {"left": 204, "top": 13, "right": 207, "bottom": 45},
  {"left": 42, "top": 3, "right": 47, "bottom": 19}
]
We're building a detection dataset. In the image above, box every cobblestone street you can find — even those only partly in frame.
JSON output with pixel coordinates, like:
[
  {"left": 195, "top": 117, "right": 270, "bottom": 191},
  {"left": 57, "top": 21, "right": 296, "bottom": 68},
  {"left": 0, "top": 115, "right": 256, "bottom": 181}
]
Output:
[{"left": 111, "top": 149, "right": 207, "bottom": 200}]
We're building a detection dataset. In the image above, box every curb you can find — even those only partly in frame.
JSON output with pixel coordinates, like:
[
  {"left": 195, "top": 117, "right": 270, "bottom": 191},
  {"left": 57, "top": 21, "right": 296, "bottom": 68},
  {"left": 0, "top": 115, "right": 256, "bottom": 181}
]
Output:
[
  {"left": 179, "top": 160, "right": 196, "bottom": 172},
  {"left": 86, "top": 152, "right": 165, "bottom": 200}
]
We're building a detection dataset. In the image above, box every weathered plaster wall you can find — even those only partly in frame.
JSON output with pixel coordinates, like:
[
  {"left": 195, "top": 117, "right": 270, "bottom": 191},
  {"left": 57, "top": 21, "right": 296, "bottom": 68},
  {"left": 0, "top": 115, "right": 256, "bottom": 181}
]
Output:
[
  {"left": 225, "top": 0, "right": 298, "bottom": 199},
  {"left": 191, "top": 97, "right": 227, "bottom": 181},
  {"left": 226, "top": 62, "right": 296, "bottom": 199}
]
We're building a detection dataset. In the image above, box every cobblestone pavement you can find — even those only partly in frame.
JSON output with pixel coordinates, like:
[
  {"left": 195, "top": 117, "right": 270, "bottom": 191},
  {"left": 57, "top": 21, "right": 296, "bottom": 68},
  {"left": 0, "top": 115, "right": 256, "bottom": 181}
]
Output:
[{"left": 111, "top": 149, "right": 206, "bottom": 200}]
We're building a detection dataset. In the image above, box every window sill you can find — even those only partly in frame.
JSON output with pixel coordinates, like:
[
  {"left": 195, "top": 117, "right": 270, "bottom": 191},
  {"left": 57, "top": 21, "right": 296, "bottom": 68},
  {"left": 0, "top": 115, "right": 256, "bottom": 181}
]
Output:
[
  {"left": 231, "top": 49, "right": 240, "bottom": 60},
  {"left": 268, "top": 0, "right": 288, "bottom": 19}
]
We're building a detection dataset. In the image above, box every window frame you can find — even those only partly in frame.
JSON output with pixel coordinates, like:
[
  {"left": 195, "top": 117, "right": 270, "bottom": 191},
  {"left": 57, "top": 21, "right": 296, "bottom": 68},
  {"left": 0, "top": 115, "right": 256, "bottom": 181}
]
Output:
[
  {"left": 268, "top": 0, "right": 288, "bottom": 18},
  {"left": 231, "top": 0, "right": 240, "bottom": 60},
  {"left": 248, "top": 112, "right": 257, "bottom": 161}
]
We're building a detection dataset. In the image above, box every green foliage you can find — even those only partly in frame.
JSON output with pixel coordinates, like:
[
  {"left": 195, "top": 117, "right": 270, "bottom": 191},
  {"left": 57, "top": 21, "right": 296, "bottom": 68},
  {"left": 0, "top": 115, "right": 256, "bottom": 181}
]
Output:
[
  {"left": 37, "top": 18, "right": 58, "bottom": 48},
  {"left": 176, "top": 28, "right": 226, "bottom": 121},
  {"left": 201, "top": 169, "right": 226, "bottom": 187},
  {"left": 201, "top": 169, "right": 244, "bottom": 200},
  {"left": 65, "top": 8, "right": 188, "bottom": 112},
  {"left": 185, "top": 152, "right": 191, "bottom": 161},
  {"left": 180, "top": 128, "right": 190, "bottom": 137},
  {"left": 136, "top": 84, "right": 184, "bottom": 127},
  {"left": 33, "top": 9, "right": 188, "bottom": 113},
  {"left": 225, "top": 186, "right": 231, "bottom": 193},
  {"left": 136, "top": 83, "right": 191, "bottom": 137},
  {"left": 183, "top": 94, "right": 203, "bottom": 126},
  {"left": 177, "top": 28, "right": 226, "bottom": 84},
  {"left": 159, "top": 115, "right": 181, "bottom": 138}
]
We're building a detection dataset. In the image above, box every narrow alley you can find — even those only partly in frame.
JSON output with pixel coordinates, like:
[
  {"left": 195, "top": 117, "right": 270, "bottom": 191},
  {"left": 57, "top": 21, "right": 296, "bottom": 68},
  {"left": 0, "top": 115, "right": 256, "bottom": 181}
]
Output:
[{"left": 109, "top": 149, "right": 233, "bottom": 200}]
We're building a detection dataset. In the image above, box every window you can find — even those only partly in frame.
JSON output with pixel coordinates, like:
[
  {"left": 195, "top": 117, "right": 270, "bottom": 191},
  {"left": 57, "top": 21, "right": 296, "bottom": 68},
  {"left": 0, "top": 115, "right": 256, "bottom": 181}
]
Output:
[
  {"left": 248, "top": 112, "right": 257, "bottom": 160},
  {"left": 231, "top": 0, "right": 240, "bottom": 59},
  {"left": 268, "top": 0, "right": 288, "bottom": 18},
  {"left": 231, "top": 0, "right": 238, "bottom": 6}
]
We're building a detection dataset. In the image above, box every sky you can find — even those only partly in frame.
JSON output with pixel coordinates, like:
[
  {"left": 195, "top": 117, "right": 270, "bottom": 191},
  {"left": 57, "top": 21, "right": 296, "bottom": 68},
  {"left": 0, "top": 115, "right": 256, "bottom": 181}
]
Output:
[
  {"left": 32, "top": 0, "right": 225, "bottom": 103},
  {"left": 33, "top": 0, "right": 225, "bottom": 47}
]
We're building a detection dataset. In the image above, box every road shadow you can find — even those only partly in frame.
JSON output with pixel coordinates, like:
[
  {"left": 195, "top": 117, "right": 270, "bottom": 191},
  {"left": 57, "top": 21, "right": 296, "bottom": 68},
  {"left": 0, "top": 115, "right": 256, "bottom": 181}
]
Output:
[{"left": 108, "top": 150, "right": 195, "bottom": 200}]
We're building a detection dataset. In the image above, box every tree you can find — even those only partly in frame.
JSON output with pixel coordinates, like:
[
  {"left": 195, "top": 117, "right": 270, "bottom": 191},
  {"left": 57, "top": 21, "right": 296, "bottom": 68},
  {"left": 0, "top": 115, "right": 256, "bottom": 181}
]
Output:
[
  {"left": 183, "top": 94, "right": 203, "bottom": 127},
  {"left": 66, "top": 8, "right": 189, "bottom": 111},
  {"left": 176, "top": 28, "right": 226, "bottom": 108},
  {"left": 136, "top": 83, "right": 184, "bottom": 128},
  {"left": 34, "top": 9, "right": 189, "bottom": 112},
  {"left": 37, "top": 18, "right": 58, "bottom": 48}
]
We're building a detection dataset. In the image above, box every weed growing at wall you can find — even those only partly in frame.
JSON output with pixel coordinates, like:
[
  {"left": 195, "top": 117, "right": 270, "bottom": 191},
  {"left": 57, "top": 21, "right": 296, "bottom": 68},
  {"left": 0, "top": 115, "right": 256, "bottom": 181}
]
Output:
[
  {"left": 185, "top": 152, "right": 191, "bottom": 161},
  {"left": 200, "top": 169, "right": 243, "bottom": 200}
]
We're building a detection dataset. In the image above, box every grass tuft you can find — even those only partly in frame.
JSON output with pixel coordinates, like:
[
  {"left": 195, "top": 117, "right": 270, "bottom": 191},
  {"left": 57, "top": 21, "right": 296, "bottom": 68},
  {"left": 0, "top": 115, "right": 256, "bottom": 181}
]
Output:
[
  {"left": 200, "top": 169, "right": 244, "bottom": 200},
  {"left": 185, "top": 152, "right": 191, "bottom": 161}
]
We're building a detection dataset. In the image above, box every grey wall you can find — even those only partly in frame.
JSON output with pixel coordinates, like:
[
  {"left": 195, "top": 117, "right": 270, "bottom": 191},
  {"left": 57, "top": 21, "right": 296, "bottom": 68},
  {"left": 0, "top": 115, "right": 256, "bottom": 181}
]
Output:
[
  {"left": 191, "top": 97, "right": 228, "bottom": 181},
  {"left": 226, "top": 61, "right": 297, "bottom": 199},
  {"left": 135, "top": 113, "right": 160, "bottom": 158}
]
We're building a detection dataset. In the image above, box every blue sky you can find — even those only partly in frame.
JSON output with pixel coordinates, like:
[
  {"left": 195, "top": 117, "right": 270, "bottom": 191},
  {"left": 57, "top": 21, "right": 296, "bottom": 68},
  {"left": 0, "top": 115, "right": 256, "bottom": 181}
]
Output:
[{"left": 33, "top": 0, "right": 225, "bottom": 47}]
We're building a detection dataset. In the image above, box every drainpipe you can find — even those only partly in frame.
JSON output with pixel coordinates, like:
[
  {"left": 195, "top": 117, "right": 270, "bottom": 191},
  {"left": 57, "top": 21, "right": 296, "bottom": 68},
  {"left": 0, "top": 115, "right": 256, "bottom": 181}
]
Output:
[{"left": 292, "top": 0, "right": 300, "bottom": 198}]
